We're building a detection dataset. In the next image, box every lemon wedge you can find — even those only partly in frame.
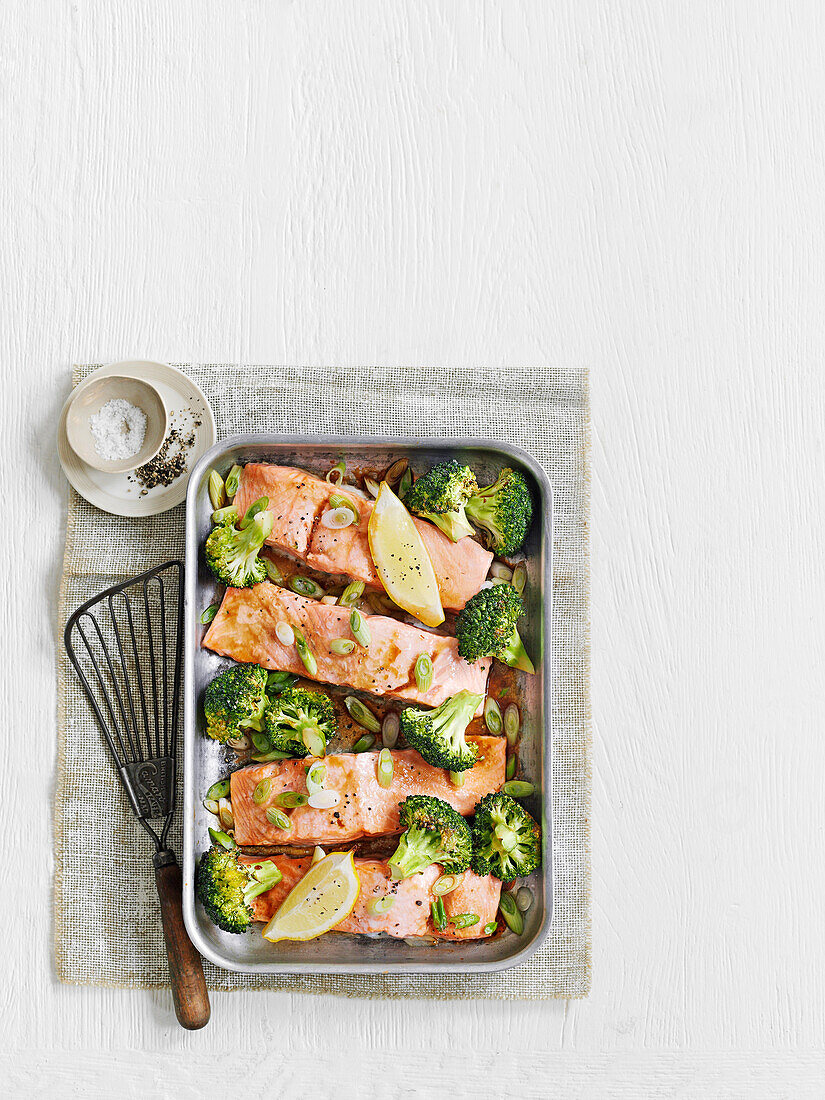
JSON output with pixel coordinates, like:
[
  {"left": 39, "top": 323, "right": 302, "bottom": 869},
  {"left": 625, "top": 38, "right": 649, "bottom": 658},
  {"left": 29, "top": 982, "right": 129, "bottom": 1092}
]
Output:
[
  {"left": 262, "top": 850, "right": 360, "bottom": 942},
  {"left": 368, "top": 481, "right": 445, "bottom": 627}
]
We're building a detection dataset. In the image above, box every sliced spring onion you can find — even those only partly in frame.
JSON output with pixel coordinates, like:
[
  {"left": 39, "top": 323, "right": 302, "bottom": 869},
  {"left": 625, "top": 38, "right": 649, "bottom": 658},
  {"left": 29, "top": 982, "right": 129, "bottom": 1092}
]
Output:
[
  {"left": 307, "top": 789, "right": 340, "bottom": 810},
  {"left": 320, "top": 507, "right": 356, "bottom": 530},
  {"left": 432, "top": 874, "right": 461, "bottom": 897},
  {"left": 224, "top": 464, "right": 243, "bottom": 498},
  {"left": 338, "top": 580, "right": 365, "bottom": 608},
  {"left": 306, "top": 761, "right": 326, "bottom": 796},
  {"left": 302, "top": 726, "right": 326, "bottom": 757},
  {"left": 505, "top": 755, "right": 517, "bottom": 780},
  {"left": 448, "top": 770, "right": 466, "bottom": 788},
  {"left": 267, "top": 670, "right": 297, "bottom": 693},
  {"left": 383, "top": 457, "right": 408, "bottom": 485},
  {"left": 352, "top": 733, "right": 376, "bottom": 753},
  {"left": 382, "top": 711, "right": 400, "bottom": 748},
  {"left": 329, "top": 637, "right": 356, "bottom": 656},
  {"left": 490, "top": 561, "right": 513, "bottom": 581},
  {"left": 265, "top": 806, "right": 292, "bottom": 831},
  {"left": 203, "top": 798, "right": 219, "bottom": 815},
  {"left": 288, "top": 575, "right": 326, "bottom": 598},
  {"left": 328, "top": 493, "right": 360, "bottom": 522},
  {"left": 484, "top": 697, "right": 503, "bottom": 735},
  {"left": 511, "top": 562, "right": 527, "bottom": 596},
  {"left": 368, "top": 896, "right": 396, "bottom": 916},
  {"left": 516, "top": 886, "right": 534, "bottom": 913},
  {"left": 292, "top": 627, "right": 318, "bottom": 676},
  {"left": 211, "top": 505, "right": 238, "bottom": 525},
  {"left": 377, "top": 747, "right": 394, "bottom": 788},
  {"left": 273, "top": 791, "right": 308, "bottom": 809},
  {"left": 350, "top": 608, "right": 371, "bottom": 647},
  {"left": 326, "top": 459, "right": 346, "bottom": 485},
  {"left": 200, "top": 603, "right": 219, "bottom": 625},
  {"left": 217, "top": 797, "right": 234, "bottom": 829},
  {"left": 227, "top": 734, "right": 251, "bottom": 750},
  {"left": 320, "top": 594, "right": 339, "bottom": 605},
  {"left": 208, "top": 469, "right": 226, "bottom": 511},
  {"left": 250, "top": 731, "right": 271, "bottom": 753},
  {"left": 430, "top": 897, "right": 447, "bottom": 932},
  {"left": 265, "top": 558, "right": 283, "bottom": 583},
  {"left": 208, "top": 827, "right": 236, "bottom": 850},
  {"left": 206, "top": 780, "right": 230, "bottom": 802},
  {"left": 414, "top": 653, "right": 433, "bottom": 693},
  {"left": 275, "top": 620, "right": 295, "bottom": 646},
  {"left": 364, "top": 476, "right": 381, "bottom": 498},
  {"left": 398, "top": 467, "right": 413, "bottom": 497},
  {"left": 499, "top": 892, "right": 524, "bottom": 935},
  {"left": 240, "top": 495, "right": 269, "bottom": 528},
  {"left": 483, "top": 921, "right": 498, "bottom": 936},
  {"left": 311, "top": 845, "right": 326, "bottom": 865},
  {"left": 243, "top": 860, "right": 282, "bottom": 901},
  {"left": 251, "top": 749, "right": 293, "bottom": 762},
  {"left": 253, "top": 779, "right": 272, "bottom": 805},
  {"left": 344, "top": 695, "right": 380, "bottom": 733},
  {"left": 450, "top": 913, "right": 479, "bottom": 929},
  {"left": 504, "top": 704, "right": 521, "bottom": 747},
  {"left": 502, "top": 780, "right": 535, "bottom": 799}
]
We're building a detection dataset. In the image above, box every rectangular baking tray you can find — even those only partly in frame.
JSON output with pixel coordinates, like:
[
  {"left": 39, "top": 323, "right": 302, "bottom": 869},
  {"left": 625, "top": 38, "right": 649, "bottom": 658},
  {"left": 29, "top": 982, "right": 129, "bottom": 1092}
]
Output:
[{"left": 182, "top": 434, "right": 553, "bottom": 974}]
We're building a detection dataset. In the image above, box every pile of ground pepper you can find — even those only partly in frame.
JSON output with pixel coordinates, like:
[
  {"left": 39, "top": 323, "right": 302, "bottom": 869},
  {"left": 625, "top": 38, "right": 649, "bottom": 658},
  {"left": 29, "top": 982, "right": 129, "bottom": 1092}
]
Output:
[{"left": 128, "top": 411, "right": 202, "bottom": 496}]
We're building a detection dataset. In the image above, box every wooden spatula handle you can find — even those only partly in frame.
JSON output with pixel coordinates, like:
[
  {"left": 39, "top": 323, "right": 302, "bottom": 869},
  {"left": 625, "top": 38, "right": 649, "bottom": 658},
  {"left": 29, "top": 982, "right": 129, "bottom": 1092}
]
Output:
[{"left": 153, "top": 851, "right": 211, "bottom": 1030}]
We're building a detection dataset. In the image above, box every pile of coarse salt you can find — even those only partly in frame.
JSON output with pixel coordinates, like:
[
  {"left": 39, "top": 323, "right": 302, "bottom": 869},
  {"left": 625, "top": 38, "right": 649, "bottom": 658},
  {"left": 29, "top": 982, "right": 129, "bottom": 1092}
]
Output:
[{"left": 89, "top": 398, "right": 147, "bottom": 462}]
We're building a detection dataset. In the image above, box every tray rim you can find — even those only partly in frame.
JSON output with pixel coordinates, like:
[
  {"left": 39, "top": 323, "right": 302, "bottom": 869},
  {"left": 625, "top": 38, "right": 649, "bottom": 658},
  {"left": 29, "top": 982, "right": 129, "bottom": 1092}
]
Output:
[{"left": 182, "top": 432, "right": 553, "bottom": 975}]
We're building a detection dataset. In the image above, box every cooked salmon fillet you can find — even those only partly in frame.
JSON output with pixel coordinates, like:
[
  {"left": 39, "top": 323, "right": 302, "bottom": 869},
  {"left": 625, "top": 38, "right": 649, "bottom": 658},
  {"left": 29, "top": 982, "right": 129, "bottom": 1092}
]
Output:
[
  {"left": 230, "top": 737, "right": 506, "bottom": 846},
  {"left": 233, "top": 464, "right": 331, "bottom": 558},
  {"left": 242, "top": 855, "right": 501, "bottom": 939},
  {"left": 306, "top": 490, "right": 493, "bottom": 611},
  {"left": 234, "top": 464, "right": 493, "bottom": 610},
  {"left": 202, "top": 582, "right": 491, "bottom": 706}
]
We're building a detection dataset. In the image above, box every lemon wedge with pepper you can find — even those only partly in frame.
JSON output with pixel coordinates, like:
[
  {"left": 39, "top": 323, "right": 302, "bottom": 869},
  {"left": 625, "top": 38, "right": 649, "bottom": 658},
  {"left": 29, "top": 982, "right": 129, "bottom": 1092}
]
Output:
[
  {"left": 262, "top": 850, "right": 360, "bottom": 942},
  {"left": 368, "top": 481, "right": 445, "bottom": 628}
]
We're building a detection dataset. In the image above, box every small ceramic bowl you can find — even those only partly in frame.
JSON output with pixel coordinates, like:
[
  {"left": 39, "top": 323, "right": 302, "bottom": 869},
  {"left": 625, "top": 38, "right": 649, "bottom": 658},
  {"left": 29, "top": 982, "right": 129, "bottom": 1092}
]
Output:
[{"left": 65, "top": 374, "right": 168, "bottom": 473}]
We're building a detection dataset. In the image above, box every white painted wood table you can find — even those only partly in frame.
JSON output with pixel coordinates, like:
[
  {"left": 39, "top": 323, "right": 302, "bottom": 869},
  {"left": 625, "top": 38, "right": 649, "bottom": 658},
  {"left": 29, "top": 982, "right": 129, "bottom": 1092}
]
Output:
[{"left": 3, "top": 2, "right": 824, "bottom": 1096}]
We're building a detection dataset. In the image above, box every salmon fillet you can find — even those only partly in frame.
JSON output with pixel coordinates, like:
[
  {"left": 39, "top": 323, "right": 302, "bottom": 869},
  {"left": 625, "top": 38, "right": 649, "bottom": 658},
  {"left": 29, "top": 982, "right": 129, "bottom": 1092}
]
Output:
[
  {"left": 233, "top": 464, "right": 331, "bottom": 558},
  {"left": 230, "top": 736, "right": 506, "bottom": 846},
  {"left": 306, "top": 490, "right": 493, "bottom": 611},
  {"left": 242, "top": 855, "right": 501, "bottom": 940},
  {"left": 202, "top": 582, "right": 491, "bottom": 707},
  {"left": 234, "top": 463, "right": 493, "bottom": 609}
]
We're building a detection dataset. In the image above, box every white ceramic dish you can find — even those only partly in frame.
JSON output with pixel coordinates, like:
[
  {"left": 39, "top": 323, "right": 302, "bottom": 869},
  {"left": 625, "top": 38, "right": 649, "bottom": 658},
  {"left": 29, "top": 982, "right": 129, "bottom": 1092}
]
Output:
[{"left": 57, "top": 361, "right": 216, "bottom": 516}]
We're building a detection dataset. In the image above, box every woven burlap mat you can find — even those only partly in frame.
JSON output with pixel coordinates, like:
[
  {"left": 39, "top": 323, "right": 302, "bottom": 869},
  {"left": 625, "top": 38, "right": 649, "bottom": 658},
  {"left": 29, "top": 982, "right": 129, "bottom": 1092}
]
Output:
[{"left": 55, "top": 364, "right": 591, "bottom": 998}]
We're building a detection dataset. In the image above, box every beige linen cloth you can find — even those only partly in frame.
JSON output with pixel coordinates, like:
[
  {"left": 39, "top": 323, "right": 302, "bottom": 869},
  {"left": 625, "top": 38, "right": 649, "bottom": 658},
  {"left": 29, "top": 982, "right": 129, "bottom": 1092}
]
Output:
[{"left": 55, "top": 364, "right": 591, "bottom": 998}]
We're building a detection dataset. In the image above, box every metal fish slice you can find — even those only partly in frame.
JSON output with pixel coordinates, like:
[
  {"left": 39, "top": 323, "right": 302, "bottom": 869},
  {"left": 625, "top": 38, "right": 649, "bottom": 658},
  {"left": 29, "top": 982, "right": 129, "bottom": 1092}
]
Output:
[{"left": 64, "top": 560, "right": 210, "bottom": 1030}]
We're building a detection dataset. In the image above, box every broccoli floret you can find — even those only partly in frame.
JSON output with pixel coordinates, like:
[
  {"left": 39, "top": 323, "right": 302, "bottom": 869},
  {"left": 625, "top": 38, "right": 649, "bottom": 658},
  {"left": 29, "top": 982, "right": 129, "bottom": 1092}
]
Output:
[
  {"left": 456, "top": 584, "right": 535, "bottom": 673},
  {"left": 388, "top": 795, "right": 473, "bottom": 880},
  {"left": 402, "top": 460, "right": 478, "bottom": 541},
  {"left": 204, "top": 496, "right": 273, "bottom": 588},
  {"left": 195, "top": 846, "right": 282, "bottom": 933},
  {"left": 470, "top": 792, "right": 541, "bottom": 880},
  {"left": 261, "top": 685, "right": 336, "bottom": 757},
  {"left": 399, "top": 690, "right": 482, "bottom": 772},
  {"left": 203, "top": 663, "right": 269, "bottom": 743},
  {"left": 465, "top": 467, "right": 533, "bottom": 555}
]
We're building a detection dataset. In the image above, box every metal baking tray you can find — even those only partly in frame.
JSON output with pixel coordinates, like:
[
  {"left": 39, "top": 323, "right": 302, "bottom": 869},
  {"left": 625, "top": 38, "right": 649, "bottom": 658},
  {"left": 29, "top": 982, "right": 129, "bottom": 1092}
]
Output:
[{"left": 182, "top": 435, "right": 553, "bottom": 974}]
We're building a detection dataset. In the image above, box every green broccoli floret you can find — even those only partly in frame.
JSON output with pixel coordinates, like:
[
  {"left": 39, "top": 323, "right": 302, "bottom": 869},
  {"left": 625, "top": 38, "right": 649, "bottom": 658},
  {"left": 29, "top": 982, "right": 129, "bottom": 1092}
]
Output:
[
  {"left": 470, "top": 792, "right": 541, "bottom": 880},
  {"left": 456, "top": 584, "right": 535, "bottom": 673},
  {"left": 204, "top": 496, "right": 273, "bottom": 588},
  {"left": 203, "top": 663, "right": 269, "bottom": 743},
  {"left": 465, "top": 467, "right": 533, "bottom": 555},
  {"left": 388, "top": 795, "right": 473, "bottom": 880},
  {"left": 195, "top": 846, "right": 282, "bottom": 933},
  {"left": 402, "top": 459, "right": 478, "bottom": 541},
  {"left": 261, "top": 685, "right": 336, "bottom": 757},
  {"left": 399, "top": 690, "right": 482, "bottom": 772}
]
